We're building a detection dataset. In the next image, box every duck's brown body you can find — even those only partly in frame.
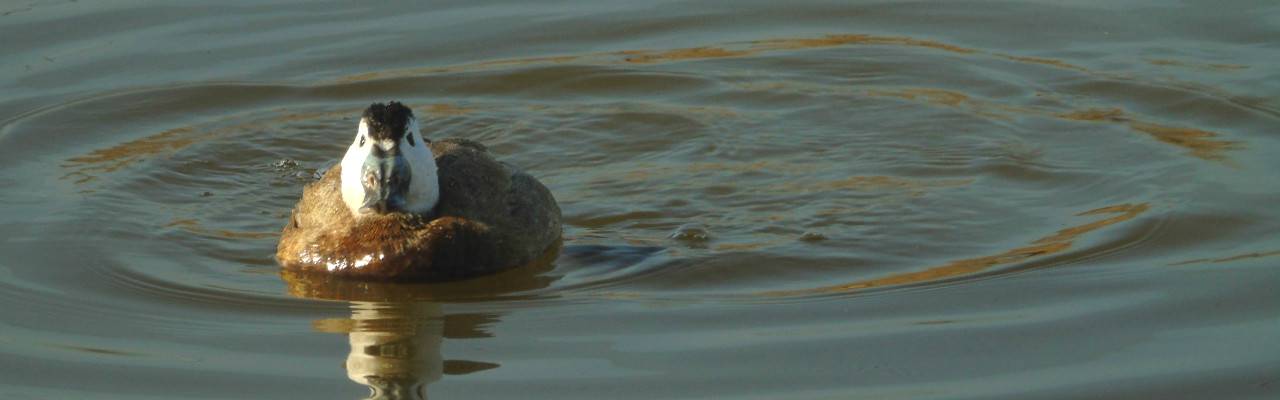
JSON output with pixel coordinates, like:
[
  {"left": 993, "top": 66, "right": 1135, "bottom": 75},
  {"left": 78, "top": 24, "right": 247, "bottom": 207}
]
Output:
[{"left": 277, "top": 138, "right": 561, "bottom": 281}]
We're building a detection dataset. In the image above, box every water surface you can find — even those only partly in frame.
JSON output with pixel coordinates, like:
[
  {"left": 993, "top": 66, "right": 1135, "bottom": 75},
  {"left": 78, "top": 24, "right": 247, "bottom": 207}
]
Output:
[{"left": 2, "top": 1, "right": 1279, "bottom": 399}]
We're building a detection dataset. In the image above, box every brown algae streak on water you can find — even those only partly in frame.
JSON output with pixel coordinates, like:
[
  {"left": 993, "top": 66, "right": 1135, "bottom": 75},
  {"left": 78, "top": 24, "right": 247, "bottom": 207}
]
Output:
[
  {"left": 750, "top": 34, "right": 979, "bottom": 54},
  {"left": 761, "top": 203, "right": 1149, "bottom": 297},
  {"left": 470, "top": 55, "right": 581, "bottom": 70},
  {"left": 268, "top": 108, "right": 357, "bottom": 123},
  {"left": 620, "top": 47, "right": 754, "bottom": 63},
  {"left": 866, "top": 87, "right": 1043, "bottom": 121},
  {"left": 994, "top": 54, "right": 1089, "bottom": 72},
  {"left": 1146, "top": 58, "right": 1250, "bottom": 72},
  {"left": 865, "top": 87, "right": 1242, "bottom": 163},
  {"left": 61, "top": 127, "right": 203, "bottom": 184},
  {"left": 601, "top": 161, "right": 816, "bottom": 184},
  {"left": 334, "top": 55, "right": 588, "bottom": 83},
  {"left": 329, "top": 33, "right": 984, "bottom": 83},
  {"left": 771, "top": 175, "right": 972, "bottom": 196},
  {"left": 1058, "top": 108, "right": 1241, "bottom": 162},
  {"left": 868, "top": 88, "right": 973, "bottom": 107},
  {"left": 1057, "top": 108, "right": 1129, "bottom": 122},
  {"left": 420, "top": 103, "right": 472, "bottom": 116},
  {"left": 1128, "top": 123, "right": 1240, "bottom": 162}
]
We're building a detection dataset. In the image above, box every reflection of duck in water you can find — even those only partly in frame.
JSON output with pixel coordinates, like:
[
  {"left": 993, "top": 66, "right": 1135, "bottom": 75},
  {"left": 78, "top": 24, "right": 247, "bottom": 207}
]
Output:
[
  {"left": 285, "top": 270, "right": 524, "bottom": 400},
  {"left": 313, "top": 301, "right": 502, "bottom": 400},
  {"left": 281, "top": 245, "right": 662, "bottom": 400},
  {"left": 341, "top": 302, "right": 443, "bottom": 400},
  {"left": 277, "top": 101, "right": 562, "bottom": 281}
]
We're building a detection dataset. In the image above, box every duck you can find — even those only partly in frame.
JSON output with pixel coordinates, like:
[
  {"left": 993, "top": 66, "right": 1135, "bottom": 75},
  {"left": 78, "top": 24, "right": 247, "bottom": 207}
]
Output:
[{"left": 277, "top": 101, "right": 562, "bottom": 281}]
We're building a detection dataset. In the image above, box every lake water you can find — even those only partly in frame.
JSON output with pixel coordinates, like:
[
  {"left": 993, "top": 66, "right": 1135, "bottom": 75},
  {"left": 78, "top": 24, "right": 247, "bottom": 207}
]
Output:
[{"left": 1, "top": 1, "right": 1278, "bottom": 399}]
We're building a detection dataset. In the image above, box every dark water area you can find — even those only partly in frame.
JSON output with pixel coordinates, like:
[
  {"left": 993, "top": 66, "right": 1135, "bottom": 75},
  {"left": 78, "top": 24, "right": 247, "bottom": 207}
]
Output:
[{"left": 2, "top": 1, "right": 1279, "bottom": 398}]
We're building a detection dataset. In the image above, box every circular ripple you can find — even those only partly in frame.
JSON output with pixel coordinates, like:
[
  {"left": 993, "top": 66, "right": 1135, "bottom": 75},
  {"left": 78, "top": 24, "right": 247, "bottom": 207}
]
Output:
[{"left": 2, "top": 36, "right": 1263, "bottom": 310}]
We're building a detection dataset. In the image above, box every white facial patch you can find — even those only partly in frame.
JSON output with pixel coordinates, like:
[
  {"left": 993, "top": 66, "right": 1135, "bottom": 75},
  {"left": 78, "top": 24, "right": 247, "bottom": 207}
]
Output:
[
  {"left": 338, "top": 117, "right": 440, "bottom": 217},
  {"left": 398, "top": 117, "right": 440, "bottom": 214},
  {"left": 340, "top": 119, "right": 374, "bottom": 215}
]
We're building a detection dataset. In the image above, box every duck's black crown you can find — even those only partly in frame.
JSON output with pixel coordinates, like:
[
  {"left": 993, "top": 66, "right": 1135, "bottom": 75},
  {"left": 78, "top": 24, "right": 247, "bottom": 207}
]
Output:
[{"left": 362, "top": 101, "right": 414, "bottom": 141}]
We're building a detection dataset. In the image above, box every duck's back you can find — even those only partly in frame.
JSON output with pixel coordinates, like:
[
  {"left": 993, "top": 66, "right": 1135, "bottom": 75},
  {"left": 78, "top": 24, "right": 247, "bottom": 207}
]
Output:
[{"left": 277, "top": 138, "right": 562, "bottom": 281}]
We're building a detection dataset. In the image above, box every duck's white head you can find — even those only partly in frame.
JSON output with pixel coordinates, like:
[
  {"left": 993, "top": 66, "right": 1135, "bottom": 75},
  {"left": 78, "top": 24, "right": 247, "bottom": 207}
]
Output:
[{"left": 340, "top": 102, "right": 439, "bottom": 217}]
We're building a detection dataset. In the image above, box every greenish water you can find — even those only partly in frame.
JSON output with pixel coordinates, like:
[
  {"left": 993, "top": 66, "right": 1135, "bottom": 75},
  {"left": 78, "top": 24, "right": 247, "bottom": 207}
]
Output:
[{"left": 1, "top": 1, "right": 1278, "bottom": 399}]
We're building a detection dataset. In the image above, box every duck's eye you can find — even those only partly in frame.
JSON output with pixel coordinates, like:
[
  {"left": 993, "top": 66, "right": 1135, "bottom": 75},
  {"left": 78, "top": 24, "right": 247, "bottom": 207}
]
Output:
[
  {"left": 406, "top": 132, "right": 416, "bottom": 147},
  {"left": 359, "top": 135, "right": 366, "bottom": 147}
]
